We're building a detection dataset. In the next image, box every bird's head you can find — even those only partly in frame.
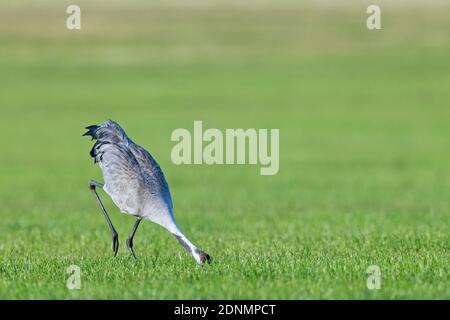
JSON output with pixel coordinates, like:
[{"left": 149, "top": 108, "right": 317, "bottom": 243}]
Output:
[{"left": 194, "top": 249, "right": 211, "bottom": 265}]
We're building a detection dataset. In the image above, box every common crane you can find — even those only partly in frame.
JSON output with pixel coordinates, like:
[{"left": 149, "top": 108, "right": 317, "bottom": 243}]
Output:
[{"left": 83, "top": 120, "right": 211, "bottom": 265}]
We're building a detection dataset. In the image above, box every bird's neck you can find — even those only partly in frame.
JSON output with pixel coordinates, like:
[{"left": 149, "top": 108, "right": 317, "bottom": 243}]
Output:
[
  {"left": 173, "top": 231, "right": 198, "bottom": 255},
  {"left": 150, "top": 211, "right": 202, "bottom": 263}
]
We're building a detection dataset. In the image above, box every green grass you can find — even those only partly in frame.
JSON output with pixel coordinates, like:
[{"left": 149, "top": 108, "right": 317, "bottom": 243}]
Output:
[{"left": 0, "top": 1, "right": 449, "bottom": 299}]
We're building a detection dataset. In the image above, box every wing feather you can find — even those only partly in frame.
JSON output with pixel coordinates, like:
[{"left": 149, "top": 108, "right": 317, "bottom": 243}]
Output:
[{"left": 84, "top": 120, "right": 173, "bottom": 215}]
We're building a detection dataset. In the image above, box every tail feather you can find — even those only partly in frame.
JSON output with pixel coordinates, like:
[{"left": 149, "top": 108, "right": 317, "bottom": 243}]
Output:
[
  {"left": 83, "top": 120, "right": 129, "bottom": 161},
  {"left": 82, "top": 125, "right": 99, "bottom": 140}
]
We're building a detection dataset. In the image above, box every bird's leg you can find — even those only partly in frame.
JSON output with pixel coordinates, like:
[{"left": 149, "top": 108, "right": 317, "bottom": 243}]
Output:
[
  {"left": 126, "top": 218, "right": 142, "bottom": 262},
  {"left": 88, "top": 179, "right": 119, "bottom": 257}
]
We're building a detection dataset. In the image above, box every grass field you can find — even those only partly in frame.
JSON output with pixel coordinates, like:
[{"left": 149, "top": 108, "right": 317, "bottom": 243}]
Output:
[{"left": 0, "top": 1, "right": 449, "bottom": 299}]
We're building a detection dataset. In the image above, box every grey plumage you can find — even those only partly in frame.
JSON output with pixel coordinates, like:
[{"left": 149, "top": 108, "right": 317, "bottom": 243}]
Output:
[{"left": 84, "top": 120, "right": 210, "bottom": 265}]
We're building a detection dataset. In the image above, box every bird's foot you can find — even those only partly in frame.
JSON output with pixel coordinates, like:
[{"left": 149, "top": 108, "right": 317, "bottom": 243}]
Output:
[
  {"left": 126, "top": 238, "right": 137, "bottom": 262},
  {"left": 112, "top": 232, "right": 119, "bottom": 257}
]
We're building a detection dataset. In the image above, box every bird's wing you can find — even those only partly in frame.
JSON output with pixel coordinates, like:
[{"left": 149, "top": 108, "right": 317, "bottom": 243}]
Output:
[
  {"left": 83, "top": 120, "right": 173, "bottom": 214},
  {"left": 94, "top": 142, "right": 146, "bottom": 215},
  {"left": 128, "top": 142, "right": 174, "bottom": 211}
]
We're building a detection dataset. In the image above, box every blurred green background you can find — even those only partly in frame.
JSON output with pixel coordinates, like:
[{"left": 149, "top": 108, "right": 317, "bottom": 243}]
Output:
[{"left": 0, "top": 0, "right": 449, "bottom": 299}]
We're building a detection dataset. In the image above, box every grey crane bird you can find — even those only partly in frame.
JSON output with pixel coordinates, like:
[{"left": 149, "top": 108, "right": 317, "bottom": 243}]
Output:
[{"left": 83, "top": 120, "right": 211, "bottom": 265}]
